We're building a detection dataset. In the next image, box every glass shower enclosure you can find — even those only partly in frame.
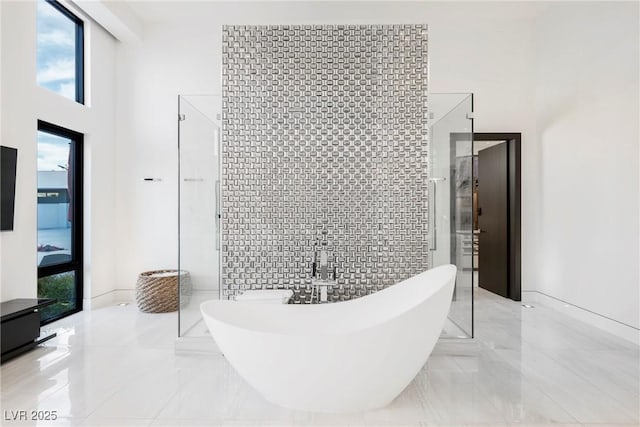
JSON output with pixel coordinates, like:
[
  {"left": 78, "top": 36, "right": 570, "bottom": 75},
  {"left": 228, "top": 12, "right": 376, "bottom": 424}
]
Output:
[
  {"left": 178, "top": 95, "right": 221, "bottom": 338},
  {"left": 177, "top": 93, "right": 474, "bottom": 339},
  {"left": 429, "top": 93, "right": 474, "bottom": 338}
]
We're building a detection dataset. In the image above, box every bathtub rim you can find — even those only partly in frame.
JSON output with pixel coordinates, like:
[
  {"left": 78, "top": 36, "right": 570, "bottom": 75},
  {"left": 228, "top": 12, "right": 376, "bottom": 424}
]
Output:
[{"left": 201, "top": 264, "right": 457, "bottom": 337}]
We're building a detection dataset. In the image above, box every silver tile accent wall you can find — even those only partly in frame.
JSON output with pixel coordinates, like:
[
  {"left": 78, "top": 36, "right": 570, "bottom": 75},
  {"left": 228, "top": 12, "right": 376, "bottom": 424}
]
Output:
[{"left": 222, "top": 25, "right": 429, "bottom": 302}]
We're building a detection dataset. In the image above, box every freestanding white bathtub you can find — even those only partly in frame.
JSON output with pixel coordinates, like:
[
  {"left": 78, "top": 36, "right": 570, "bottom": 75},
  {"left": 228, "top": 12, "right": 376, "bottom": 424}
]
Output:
[{"left": 201, "top": 264, "right": 456, "bottom": 413}]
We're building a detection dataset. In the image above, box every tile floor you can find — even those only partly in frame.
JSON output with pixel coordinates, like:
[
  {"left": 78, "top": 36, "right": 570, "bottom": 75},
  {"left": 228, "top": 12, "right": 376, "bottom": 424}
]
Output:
[{"left": 1, "top": 288, "right": 638, "bottom": 426}]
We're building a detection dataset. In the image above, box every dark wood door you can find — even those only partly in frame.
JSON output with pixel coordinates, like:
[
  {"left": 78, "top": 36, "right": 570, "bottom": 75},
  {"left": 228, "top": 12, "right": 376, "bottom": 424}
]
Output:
[{"left": 478, "top": 142, "right": 509, "bottom": 298}]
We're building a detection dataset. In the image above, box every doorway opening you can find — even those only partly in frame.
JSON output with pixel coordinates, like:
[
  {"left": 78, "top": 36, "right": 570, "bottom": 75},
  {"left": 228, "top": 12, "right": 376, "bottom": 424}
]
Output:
[{"left": 473, "top": 133, "right": 521, "bottom": 301}]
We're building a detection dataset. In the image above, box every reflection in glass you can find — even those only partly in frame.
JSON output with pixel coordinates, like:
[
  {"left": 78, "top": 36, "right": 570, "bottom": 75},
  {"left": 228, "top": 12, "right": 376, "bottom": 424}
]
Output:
[
  {"left": 38, "top": 271, "right": 76, "bottom": 322},
  {"left": 37, "top": 131, "right": 72, "bottom": 267},
  {"left": 429, "top": 93, "right": 474, "bottom": 338}
]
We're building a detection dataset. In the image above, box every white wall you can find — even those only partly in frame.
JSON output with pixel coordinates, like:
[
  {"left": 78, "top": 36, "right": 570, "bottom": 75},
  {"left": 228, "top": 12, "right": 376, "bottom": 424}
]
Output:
[
  {"left": 534, "top": 2, "right": 639, "bottom": 329},
  {"left": 3, "top": 0, "right": 636, "bottom": 337},
  {"left": 0, "top": 1, "right": 118, "bottom": 307},
  {"left": 114, "top": 1, "right": 542, "bottom": 294}
]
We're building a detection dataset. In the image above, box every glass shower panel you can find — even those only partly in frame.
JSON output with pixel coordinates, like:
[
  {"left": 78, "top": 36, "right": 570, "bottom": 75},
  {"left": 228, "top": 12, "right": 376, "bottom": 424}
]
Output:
[
  {"left": 178, "top": 95, "right": 221, "bottom": 338},
  {"left": 429, "top": 93, "right": 474, "bottom": 338}
]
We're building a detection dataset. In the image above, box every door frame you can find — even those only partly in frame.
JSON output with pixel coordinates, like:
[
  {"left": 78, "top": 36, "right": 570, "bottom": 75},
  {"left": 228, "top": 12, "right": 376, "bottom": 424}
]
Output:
[
  {"left": 473, "top": 133, "right": 521, "bottom": 301},
  {"left": 449, "top": 132, "right": 521, "bottom": 301}
]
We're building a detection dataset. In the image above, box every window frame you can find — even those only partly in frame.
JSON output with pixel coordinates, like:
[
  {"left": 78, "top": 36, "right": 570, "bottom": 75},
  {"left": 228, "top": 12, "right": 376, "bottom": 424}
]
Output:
[
  {"left": 37, "top": 120, "right": 84, "bottom": 325},
  {"left": 39, "top": 0, "right": 85, "bottom": 104}
]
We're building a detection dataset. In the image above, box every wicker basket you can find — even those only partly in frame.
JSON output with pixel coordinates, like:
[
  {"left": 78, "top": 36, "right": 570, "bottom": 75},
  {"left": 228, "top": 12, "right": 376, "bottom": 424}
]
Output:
[{"left": 135, "top": 270, "right": 191, "bottom": 313}]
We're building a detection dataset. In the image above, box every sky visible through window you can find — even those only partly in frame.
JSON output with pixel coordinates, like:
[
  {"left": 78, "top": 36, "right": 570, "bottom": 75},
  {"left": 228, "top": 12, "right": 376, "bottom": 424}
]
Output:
[
  {"left": 36, "top": 0, "right": 77, "bottom": 101},
  {"left": 38, "top": 131, "right": 70, "bottom": 172}
]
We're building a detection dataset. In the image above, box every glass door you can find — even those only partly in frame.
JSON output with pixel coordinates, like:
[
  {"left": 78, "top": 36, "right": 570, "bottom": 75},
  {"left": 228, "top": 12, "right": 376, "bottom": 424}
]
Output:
[
  {"left": 178, "top": 95, "right": 221, "bottom": 337},
  {"left": 429, "top": 94, "right": 474, "bottom": 338}
]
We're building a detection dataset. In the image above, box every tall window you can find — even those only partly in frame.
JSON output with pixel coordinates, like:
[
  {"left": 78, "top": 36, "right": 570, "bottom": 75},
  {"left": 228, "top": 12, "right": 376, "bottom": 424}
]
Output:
[
  {"left": 37, "top": 121, "right": 83, "bottom": 324},
  {"left": 36, "top": 0, "right": 84, "bottom": 104}
]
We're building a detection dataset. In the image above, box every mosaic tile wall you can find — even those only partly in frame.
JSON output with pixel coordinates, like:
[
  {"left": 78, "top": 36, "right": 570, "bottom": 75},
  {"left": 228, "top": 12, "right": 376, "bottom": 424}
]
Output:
[{"left": 222, "top": 25, "right": 429, "bottom": 302}]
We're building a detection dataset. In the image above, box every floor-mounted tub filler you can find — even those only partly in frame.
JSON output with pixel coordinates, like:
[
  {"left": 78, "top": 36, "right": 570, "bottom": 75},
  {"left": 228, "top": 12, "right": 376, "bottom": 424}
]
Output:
[{"left": 200, "top": 264, "right": 457, "bottom": 413}]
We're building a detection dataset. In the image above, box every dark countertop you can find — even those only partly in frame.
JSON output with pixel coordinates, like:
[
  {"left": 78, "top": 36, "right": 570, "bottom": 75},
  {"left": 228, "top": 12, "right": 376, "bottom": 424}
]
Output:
[{"left": 1, "top": 298, "right": 56, "bottom": 322}]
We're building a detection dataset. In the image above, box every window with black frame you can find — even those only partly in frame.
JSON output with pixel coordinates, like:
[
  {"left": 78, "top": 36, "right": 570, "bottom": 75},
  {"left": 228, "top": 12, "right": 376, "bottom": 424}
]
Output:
[
  {"left": 36, "top": 0, "right": 84, "bottom": 104},
  {"left": 37, "top": 121, "right": 83, "bottom": 324}
]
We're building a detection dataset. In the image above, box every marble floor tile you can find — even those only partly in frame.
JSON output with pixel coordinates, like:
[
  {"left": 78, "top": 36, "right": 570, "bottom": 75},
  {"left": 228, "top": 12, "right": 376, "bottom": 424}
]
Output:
[
  {"left": 80, "top": 419, "right": 152, "bottom": 427},
  {"left": 1, "top": 288, "right": 638, "bottom": 426}
]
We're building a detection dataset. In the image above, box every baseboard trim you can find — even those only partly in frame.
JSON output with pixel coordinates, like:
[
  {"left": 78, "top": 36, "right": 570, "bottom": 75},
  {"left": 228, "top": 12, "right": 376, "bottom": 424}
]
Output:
[
  {"left": 83, "top": 289, "right": 135, "bottom": 310},
  {"left": 522, "top": 290, "right": 639, "bottom": 345}
]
